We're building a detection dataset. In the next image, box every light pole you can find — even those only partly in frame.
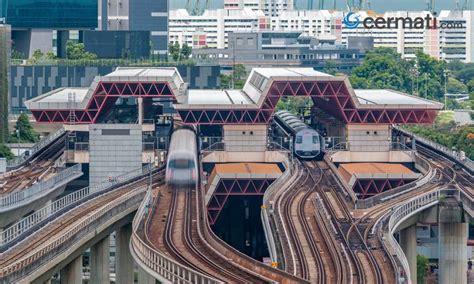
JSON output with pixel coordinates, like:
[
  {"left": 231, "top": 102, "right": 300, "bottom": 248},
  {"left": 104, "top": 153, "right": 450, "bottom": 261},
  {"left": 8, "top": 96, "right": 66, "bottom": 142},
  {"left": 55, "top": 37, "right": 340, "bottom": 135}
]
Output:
[{"left": 16, "top": 129, "right": 20, "bottom": 156}]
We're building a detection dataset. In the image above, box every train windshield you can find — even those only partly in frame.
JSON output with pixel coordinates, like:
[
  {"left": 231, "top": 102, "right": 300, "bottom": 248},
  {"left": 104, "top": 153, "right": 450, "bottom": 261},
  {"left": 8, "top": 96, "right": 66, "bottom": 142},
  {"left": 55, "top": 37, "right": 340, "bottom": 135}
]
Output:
[
  {"left": 312, "top": 135, "right": 319, "bottom": 144},
  {"left": 169, "top": 158, "right": 195, "bottom": 169},
  {"left": 296, "top": 136, "right": 303, "bottom": 144}
]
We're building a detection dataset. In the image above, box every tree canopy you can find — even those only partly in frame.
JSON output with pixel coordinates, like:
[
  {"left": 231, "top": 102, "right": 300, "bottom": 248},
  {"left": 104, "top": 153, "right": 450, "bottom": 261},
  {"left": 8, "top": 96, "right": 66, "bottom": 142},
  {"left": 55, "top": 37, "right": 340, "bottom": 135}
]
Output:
[
  {"left": 10, "top": 113, "right": 39, "bottom": 143},
  {"left": 66, "top": 41, "right": 97, "bottom": 60},
  {"left": 0, "top": 143, "right": 13, "bottom": 160}
]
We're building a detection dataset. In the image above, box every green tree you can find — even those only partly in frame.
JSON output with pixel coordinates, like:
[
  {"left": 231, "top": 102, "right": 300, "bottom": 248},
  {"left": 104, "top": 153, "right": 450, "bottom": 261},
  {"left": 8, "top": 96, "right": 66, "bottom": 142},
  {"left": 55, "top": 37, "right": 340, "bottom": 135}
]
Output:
[
  {"left": 467, "top": 79, "right": 474, "bottom": 93},
  {"left": 45, "top": 51, "right": 56, "bottom": 60},
  {"left": 66, "top": 40, "right": 97, "bottom": 60},
  {"left": 350, "top": 47, "right": 414, "bottom": 93},
  {"left": 233, "top": 64, "right": 247, "bottom": 81},
  {"left": 11, "top": 113, "right": 39, "bottom": 143},
  {"left": 32, "top": 49, "right": 44, "bottom": 61},
  {"left": 417, "top": 255, "right": 429, "bottom": 284},
  {"left": 169, "top": 42, "right": 181, "bottom": 61},
  {"left": 11, "top": 50, "right": 25, "bottom": 60},
  {"left": 180, "top": 43, "right": 192, "bottom": 60},
  {"left": 323, "top": 60, "right": 337, "bottom": 75},
  {"left": 0, "top": 143, "right": 14, "bottom": 160},
  {"left": 446, "top": 77, "right": 468, "bottom": 94}
]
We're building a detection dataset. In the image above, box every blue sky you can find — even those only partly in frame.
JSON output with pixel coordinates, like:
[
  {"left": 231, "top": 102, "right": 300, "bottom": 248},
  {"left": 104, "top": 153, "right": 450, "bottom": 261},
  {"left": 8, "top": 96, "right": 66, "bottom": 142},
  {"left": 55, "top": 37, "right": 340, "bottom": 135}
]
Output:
[{"left": 170, "top": 0, "right": 466, "bottom": 12}]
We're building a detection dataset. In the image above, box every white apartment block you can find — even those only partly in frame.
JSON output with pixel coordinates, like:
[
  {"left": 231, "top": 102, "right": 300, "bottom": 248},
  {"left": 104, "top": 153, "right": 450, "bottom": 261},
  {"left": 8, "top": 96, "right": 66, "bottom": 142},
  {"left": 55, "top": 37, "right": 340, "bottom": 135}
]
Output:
[
  {"left": 169, "top": 8, "right": 474, "bottom": 62},
  {"left": 262, "top": 0, "right": 294, "bottom": 17}
]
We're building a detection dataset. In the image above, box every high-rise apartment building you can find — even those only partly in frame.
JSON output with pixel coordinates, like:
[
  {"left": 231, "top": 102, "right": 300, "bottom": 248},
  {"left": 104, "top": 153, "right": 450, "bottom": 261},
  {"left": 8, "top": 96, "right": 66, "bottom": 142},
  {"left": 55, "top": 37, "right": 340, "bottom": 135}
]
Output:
[
  {"left": 170, "top": 8, "right": 474, "bottom": 63},
  {"left": 98, "top": 0, "right": 169, "bottom": 56},
  {"left": 262, "top": 0, "right": 293, "bottom": 17}
]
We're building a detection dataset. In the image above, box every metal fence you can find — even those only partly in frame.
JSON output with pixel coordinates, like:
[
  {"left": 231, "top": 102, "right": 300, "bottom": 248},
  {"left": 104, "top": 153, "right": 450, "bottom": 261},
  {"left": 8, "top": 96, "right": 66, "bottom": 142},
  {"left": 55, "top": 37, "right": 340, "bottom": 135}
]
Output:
[
  {"left": 7, "top": 128, "right": 66, "bottom": 170},
  {"left": 0, "top": 164, "right": 83, "bottom": 211},
  {"left": 0, "top": 164, "right": 151, "bottom": 248}
]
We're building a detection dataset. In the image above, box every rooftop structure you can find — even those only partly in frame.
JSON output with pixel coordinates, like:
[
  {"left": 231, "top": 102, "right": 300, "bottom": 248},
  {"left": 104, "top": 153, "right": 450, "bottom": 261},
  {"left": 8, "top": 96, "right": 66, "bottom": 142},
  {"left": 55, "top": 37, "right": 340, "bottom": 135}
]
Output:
[
  {"left": 25, "top": 67, "right": 443, "bottom": 125},
  {"left": 339, "top": 163, "right": 422, "bottom": 199}
]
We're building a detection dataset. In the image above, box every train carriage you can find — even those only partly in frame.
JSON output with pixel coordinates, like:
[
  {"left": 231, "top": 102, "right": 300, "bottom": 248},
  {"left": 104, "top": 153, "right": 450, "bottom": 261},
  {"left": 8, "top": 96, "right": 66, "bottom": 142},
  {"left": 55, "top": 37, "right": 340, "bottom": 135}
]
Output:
[
  {"left": 274, "top": 110, "right": 323, "bottom": 159},
  {"left": 165, "top": 128, "right": 198, "bottom": 186}
]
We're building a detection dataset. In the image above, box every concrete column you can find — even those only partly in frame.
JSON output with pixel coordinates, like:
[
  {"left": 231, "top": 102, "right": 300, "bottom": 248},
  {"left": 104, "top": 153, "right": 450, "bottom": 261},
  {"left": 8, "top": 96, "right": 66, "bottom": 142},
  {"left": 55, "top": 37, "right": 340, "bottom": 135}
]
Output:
[
  {"left": 60, "top": 255, "right": 82, "bottom": 284},
  {"left": 90, "top": 236, "right": 110, "bottom": 284},
  {"left": 399, "top": 225, "right": 417, "bottom": 284},
  {"left": 116, "top": 225, "right": 133, "bottom": 284},
  {"left": 137, "top": 266, "right": 155, "bottom": 284},
  {"left": 138, "top": 97, "right": 143, "bottom": 125},
  {"left": 439, "top": 222, "right": 468, "bottom": 284}
]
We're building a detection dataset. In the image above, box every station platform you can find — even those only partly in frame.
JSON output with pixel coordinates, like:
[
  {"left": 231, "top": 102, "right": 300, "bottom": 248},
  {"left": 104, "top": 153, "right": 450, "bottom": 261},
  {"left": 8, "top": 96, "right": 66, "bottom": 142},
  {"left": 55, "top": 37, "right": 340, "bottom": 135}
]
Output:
[
  {"left": 205, "top": 163, "right": 282, "bottom": 225},
  {"left": 338, "top": 163, "right": 421, "bottom": 199}
]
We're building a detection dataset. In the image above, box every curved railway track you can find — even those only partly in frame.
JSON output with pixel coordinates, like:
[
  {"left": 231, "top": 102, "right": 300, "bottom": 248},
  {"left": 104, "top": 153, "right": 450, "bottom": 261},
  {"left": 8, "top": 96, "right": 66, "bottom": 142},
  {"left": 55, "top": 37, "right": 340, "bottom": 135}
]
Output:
[
  {"left": 306, "top": 160, "right": 375, "bottom": 284},
  {"left": 0, "top": 136, "right": 66, "bottom": 194},
  {"left": 145, "top": 185, "right": 267, "bottom": 283},
  {"left": 0, "top": 168, "right": 163, "bottom": 272}
]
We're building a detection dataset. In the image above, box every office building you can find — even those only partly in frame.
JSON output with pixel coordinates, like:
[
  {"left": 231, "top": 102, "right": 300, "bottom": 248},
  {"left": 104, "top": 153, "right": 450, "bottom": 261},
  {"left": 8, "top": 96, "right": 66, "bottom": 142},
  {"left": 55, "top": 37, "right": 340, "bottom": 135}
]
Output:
[
  {"left": 1, "top": 0, "right": 97, "bottom": 58},
  {"left": 98, "top": 0, "right": 169, "bottom": 57},
  {"left": 192, "top": 31, "right": 367, "bottom": 72}
]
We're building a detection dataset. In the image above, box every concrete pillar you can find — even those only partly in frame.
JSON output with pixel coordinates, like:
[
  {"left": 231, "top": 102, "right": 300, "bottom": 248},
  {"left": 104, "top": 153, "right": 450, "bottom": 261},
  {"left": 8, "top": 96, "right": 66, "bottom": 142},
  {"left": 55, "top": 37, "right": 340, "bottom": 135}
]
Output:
[
  {"left": 399, "top": 225, "right": 417, "bottom": 284},
  {"left": 138, "top": 97, "right": 143, "bottom": 125},
  {"left": 137, "top": 266, "right": 155, "bottom": 284},
  {"left": 116, "top": 225, "right": 133, "bottom": 284},
  {"left": 60, "top": 255, "right": 82, "bottom": 284},
  {"left": 438, "top": 222, "right": 468, "bottom": 284},
  {"left": 90, "top": 236, "right": 110, "bottom": 284}
]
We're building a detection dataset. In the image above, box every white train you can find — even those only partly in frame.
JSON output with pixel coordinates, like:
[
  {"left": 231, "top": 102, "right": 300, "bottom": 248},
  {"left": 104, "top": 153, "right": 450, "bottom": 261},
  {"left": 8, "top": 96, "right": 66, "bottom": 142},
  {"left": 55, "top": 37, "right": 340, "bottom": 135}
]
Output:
[
  {"left": 165, "top": 128, "right": 198, "bottom": 186},
  {"left": 274, "top": 110, "right": 323, "bottom": 159}
]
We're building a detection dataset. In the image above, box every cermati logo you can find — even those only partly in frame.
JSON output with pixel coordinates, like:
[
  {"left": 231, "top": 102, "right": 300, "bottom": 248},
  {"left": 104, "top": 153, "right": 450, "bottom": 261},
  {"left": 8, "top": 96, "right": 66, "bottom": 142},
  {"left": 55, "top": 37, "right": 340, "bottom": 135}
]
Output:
[{"left": 343, "top": 12, "right": 361, "bottom": 29}]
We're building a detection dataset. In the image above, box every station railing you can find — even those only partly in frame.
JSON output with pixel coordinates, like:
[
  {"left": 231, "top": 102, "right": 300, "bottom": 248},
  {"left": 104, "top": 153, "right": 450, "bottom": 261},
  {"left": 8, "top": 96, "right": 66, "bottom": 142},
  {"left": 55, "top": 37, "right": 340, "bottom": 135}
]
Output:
[
  {"left": 6, "top": 128, "right": 66, "bottom": 170},
  {"left": 130, "top": 188, "right": 222, "bottom": 284},
  {"left": 261, "top": 156, "right": 293, "bottom": 265},
  {"left": 0, "top": 184, "right": 147, "bottom": 283},
  {"left": 379, "top": 189, "right": 441, "bottom": 284},
  {"left": 0, "top": 164, "right": 152, "bottom": 249},
  {"left": 0, "top": 164, "right": 83, "bottom": 212}
]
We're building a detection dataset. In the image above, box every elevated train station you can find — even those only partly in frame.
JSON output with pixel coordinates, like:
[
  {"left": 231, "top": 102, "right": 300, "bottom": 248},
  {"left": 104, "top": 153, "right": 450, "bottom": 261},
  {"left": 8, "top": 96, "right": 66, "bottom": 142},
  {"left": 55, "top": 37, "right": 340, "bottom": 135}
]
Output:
[{"left": 24, "top": 66, "right": 442, "bottom": 206}]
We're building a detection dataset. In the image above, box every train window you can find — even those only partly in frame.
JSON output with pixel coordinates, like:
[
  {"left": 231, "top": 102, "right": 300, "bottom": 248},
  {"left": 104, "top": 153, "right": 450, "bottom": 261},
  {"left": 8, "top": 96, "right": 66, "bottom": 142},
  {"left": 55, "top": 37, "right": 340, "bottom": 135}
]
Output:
[
  {"left": 250, "top": 131, "right": 254, "bottom": 135},
  {"left": 296, "top": 136, "right": 302, "bottom": 144},
  {"left": 312, "top": 136, "right": 319, "bottom": 144},
  {"left": 242, "top": 131, "right": 246, "bottom": 135},
  {"left": 170, "top": 159, "right": 195, "bottom": 169}
]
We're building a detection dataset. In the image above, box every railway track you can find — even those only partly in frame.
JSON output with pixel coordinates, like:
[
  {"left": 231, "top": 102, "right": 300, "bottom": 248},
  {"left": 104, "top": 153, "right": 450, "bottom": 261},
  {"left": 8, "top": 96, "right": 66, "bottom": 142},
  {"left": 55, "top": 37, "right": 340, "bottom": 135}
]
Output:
[
  {"left": 0, "top": 136, "right": 66, "bottom": 194},
  {"left": 273, "top": 159, "right": 351, "bottom": 283},
  {"left": 304, "top": 160, "right": 375, "bottom": 284},
  {"left": 145, "top": 185, "right": 267, "bottom": 283},
  {"left": 0, "top": 168, "right": 163, "bottom": 271}
]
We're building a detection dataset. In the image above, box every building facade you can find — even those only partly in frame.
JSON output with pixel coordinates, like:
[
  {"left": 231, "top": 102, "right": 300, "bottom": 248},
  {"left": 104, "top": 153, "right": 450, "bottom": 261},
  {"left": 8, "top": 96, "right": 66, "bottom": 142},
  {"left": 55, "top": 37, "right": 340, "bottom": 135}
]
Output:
[
  {"left": 2, "top": 0, "right": 97, "bottom": 58},
  {"left": 0, "top": 24, "right": 10, "bottom": 143},
  {"left": 98, "top": 0, "right": 169, "bottom": 56},
  {"left": 169, "top": 8, "right": 474, "bottom": 63},
  {"left": 2, "top": 0, "right": 97, "bottom": 29},
  {"left": 192, "top": 31, "right": 367, "bottom": 72}
]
